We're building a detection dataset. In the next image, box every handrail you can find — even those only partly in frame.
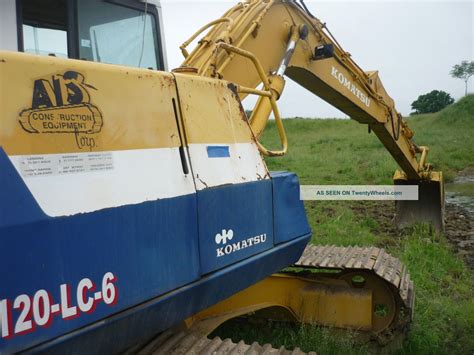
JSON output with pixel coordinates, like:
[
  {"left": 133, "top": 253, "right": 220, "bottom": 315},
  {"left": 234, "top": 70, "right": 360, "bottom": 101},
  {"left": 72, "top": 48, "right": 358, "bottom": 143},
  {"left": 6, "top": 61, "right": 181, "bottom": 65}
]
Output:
[
  {"left": 215, "top": 43, "right": 288, "bottom": 157},
  {"left": 180, "top": 18, "right": 233, "bottom": 59}
]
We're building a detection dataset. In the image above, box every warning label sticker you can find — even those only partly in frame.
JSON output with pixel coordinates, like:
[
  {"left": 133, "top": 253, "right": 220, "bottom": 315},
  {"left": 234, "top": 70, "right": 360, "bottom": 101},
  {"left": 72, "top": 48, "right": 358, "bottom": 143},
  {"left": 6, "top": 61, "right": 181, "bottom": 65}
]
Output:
[{"left": 18, "top": 152, "right": 114, "bottom": 177}]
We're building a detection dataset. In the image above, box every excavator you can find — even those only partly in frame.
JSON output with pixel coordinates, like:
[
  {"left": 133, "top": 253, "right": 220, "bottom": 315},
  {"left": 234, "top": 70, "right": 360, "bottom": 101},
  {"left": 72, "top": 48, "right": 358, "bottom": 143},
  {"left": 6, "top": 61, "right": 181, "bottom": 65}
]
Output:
[{"left": 0, "top": 0, "right": 444, "bottom": 353}]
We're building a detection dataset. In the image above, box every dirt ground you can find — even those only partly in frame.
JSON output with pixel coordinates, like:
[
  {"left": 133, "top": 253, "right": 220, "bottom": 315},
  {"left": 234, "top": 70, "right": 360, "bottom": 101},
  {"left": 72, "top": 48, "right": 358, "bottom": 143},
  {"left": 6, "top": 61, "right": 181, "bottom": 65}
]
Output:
[
  {"left": 351, "top": 201, "right": 474, "bottom": 270},
  {"left": 444, "top": 203, "right": 474, "bottom": 269}
]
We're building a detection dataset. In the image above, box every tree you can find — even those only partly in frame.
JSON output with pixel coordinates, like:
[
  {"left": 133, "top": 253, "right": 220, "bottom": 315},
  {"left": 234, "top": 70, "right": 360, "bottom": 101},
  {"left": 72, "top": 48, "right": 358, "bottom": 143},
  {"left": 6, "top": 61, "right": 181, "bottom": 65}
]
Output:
[
  {"left": 411, "top": 90, "right": 454, "bottom": 115},
  {"left": 450, "top": 60, "right": 474, "bottom": 96}
]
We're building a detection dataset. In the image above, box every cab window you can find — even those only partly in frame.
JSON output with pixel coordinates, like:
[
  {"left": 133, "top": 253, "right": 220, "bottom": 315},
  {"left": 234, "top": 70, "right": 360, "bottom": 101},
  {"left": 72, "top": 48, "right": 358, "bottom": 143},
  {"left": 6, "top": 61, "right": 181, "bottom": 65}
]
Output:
[
  {"left": 20, "top": 0, "right": 69, "bottom": 57},
  {"left": 77, "top": 0, "right": 160, "bottom": 69},
  {"left": 18, "top": 0, "right": 162, "bottom": 70}
]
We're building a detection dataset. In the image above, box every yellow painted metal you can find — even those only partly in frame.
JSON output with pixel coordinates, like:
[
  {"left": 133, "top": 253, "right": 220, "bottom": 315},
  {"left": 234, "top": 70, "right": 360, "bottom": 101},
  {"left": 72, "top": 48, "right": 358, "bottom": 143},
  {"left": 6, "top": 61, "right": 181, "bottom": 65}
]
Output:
[
  {"left": 0, "top": 51, "right": 182, "bottom": 155},
  {"left": 237, "top": 85, "right": 272, "bottom": 98},
  {"left": 180, "top": 18, "right": 234, "bottom": 59},
  {"left": 417, "top": 146, "right": 429, "bottom": 173},
  {"left": 249, "top": 74, "right": 285, "bottom": 139},
  {"left": 179, "top": 0, "right": 441, "bottom": 185},
  {"left": 0, "top": 51, "right": 262, "bottom": 158},
  {"left": 394, "top": 170, "right": 445, "bottom": 231},
  {"left": 213, "top": 42, "right": 288, "bottom": 156},
  {"left": 185, "top": 274, "right": 373, "bottom": 336},
  {"left": 172, "top": 73, "right": 255, "bottom": 145}
]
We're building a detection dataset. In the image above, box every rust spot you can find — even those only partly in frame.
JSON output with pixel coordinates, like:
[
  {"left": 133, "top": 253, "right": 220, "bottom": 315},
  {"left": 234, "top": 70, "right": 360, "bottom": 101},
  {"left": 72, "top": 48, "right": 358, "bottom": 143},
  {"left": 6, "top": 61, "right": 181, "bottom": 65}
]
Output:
[
  {"left": 227, "top": 83, "right": 247, "bottom": 120},
  {"left": 227, "top": 82, "right": 238, "bottom": 95},
  {"left": 163, "top": 75, "right": 175, "bottom": 87},
  {"left": 172, "top": 67, "right": 198, "bottom": 74}
]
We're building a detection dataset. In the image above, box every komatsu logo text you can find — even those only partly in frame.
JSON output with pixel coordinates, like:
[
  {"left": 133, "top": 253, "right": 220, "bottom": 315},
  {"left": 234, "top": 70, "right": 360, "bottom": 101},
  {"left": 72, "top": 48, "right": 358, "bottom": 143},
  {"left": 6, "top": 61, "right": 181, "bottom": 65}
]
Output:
[
  {"left": 215, "top": 229, "right": 267, "bottom": 257},
  {"left": 331, "top": 67, "right": 371, "bottom": 107}
]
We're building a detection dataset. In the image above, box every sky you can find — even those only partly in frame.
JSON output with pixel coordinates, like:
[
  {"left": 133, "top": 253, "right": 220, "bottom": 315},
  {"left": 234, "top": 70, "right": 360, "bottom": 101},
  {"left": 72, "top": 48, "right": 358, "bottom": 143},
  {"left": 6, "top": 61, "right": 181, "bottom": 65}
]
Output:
[{"left": 160, "top": 0, "right": 474, "bottom": 118}]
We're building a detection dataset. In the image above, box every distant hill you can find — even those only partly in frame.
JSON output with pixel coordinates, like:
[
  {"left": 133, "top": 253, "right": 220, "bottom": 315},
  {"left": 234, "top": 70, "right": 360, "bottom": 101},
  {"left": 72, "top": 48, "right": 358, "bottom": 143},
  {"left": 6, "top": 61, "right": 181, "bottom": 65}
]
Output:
[
  {"left": 409, "top": 94, "right": 474, "bottom": 124},
  {"left": 408, "top": 94, "right": 474, "bottom": 180}
]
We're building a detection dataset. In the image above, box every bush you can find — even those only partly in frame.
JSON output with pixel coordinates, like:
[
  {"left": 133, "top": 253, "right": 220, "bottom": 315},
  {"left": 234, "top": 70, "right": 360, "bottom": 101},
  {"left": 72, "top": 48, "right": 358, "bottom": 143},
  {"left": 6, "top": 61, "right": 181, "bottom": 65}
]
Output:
[{"left": 411, "top": 90, "right": 454, "bottom": 115}]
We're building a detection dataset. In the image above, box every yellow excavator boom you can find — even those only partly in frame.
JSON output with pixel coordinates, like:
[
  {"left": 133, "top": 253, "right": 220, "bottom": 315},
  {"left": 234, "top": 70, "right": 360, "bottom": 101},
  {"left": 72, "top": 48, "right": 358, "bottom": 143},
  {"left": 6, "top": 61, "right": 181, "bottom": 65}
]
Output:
[{"left": 178, "top": 0, "right": 444, "bottom": 230}]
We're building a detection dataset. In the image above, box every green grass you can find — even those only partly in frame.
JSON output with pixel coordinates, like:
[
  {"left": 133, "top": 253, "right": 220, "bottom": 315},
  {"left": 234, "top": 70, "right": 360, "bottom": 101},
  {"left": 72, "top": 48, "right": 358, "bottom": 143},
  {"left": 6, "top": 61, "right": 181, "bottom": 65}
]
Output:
[
  {"left": 213, "top": 96, "right": 474, "bottom": 353},
  {"left": 407, "top": 95, "right": 474, "bottom": 182},
  {"left": 260, "top": 95, "right": 474, "bottom": 184},
  {"left": 305, "top": 201, "right": 381, "bottom": 246},
  {"left": 397, "top": 226, "right": 473, "bottom": 354},
  {"left": 260, "top": 118, "right": 399, "bottom": 185},
  {"left": 215, "top": 321, "right": 370, "bottom": 354}
]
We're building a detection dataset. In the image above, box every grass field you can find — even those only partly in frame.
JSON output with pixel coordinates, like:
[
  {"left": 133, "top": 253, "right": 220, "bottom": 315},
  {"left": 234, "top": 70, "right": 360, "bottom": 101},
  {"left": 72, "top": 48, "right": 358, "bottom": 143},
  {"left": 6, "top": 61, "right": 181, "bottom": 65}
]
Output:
[{"left": 214, "top": 96, "right": 474, "bottom": 353}]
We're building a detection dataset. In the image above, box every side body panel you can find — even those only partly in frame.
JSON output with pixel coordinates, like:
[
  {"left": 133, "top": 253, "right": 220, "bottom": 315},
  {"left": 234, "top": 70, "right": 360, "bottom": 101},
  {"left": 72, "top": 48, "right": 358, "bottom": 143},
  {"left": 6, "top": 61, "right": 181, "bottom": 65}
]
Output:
[
  {"left": 0, "top": 148, "right": 200, "bottom": 352},
  {"left": 0, "top": 52, "right": 201, "bottom": 352},
  {"left": 0, "top": 52, "right": 311, "bottom": 352}
]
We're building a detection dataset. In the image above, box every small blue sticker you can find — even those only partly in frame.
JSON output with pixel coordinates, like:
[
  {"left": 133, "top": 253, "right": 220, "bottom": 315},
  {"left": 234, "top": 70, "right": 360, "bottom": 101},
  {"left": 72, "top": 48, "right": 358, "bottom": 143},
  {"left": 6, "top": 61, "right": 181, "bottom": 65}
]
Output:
[{"left": 207, "top": 145, "right": 230, "bottom": 158}]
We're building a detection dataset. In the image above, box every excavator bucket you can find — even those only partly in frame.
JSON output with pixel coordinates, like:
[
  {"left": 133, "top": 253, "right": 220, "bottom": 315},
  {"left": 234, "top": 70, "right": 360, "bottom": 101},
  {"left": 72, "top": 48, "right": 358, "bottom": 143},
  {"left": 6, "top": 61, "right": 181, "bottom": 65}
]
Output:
[{"left": 394, "top": 170, "right": 445, "bottom": 232}]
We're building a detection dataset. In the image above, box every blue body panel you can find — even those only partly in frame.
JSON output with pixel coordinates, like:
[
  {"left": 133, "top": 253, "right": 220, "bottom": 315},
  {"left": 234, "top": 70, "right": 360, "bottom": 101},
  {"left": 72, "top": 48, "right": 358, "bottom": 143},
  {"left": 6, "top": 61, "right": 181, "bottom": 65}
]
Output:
[
  {"left": 28, "top": 234, "right": 310, "bottom": 354},
  {"left": 197, "top": 180, "right": 274, "bottom": 274},
  {"left": 271, "top": 171, "right": 311, "bottom": 244},
  {"left": 0, "top": 147, "right": 312, "bottom": 353},
  {"left": 0, "top": 149, "right": 201, "bottom": 353}
]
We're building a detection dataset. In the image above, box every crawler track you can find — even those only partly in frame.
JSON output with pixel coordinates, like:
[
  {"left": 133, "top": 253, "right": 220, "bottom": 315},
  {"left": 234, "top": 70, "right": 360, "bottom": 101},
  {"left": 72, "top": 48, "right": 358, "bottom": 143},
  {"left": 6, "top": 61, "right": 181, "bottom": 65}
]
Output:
[
  {"left": 294, "top": 245, "right": 414, "bottom": 344},
  {"left": 296, "top": 245, "right": 414, "bottom": 312},
  {"left": 129, "top": 245, "right": 413, "bottom": 353},
  {"left": 132, "top": 328, "right": 314, "bottom": 354}
]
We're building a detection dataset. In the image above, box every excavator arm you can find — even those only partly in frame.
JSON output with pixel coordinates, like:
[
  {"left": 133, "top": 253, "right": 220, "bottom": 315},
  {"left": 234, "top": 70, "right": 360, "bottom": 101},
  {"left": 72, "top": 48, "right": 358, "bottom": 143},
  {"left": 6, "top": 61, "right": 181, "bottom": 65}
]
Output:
[{"left": 177, "top": 0, "right": 444, "bottom": 231}]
